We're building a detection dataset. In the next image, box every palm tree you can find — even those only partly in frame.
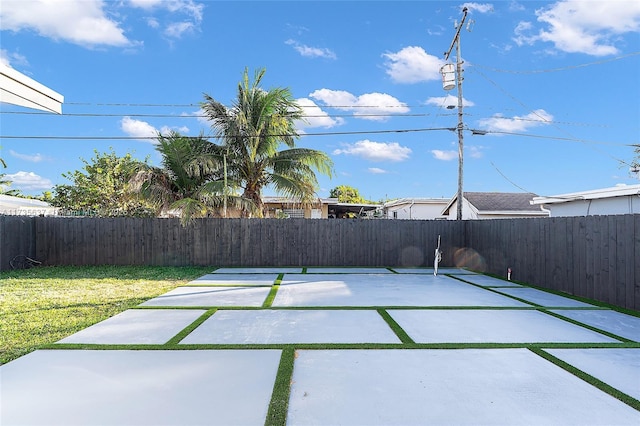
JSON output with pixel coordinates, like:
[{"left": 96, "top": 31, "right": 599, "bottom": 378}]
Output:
[
  {"left": 201, "top": 68, "right": 333, "bottom": 217},
  {"left": 129, "top": 131, "right": 251, "bottom": 223}
]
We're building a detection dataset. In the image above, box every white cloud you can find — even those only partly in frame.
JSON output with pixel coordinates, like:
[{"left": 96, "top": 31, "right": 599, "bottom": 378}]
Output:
[
  {"left": 478, "top": 109, "right": 553, "bottom": 133},
  {"left": 333, "top": 140, "right": 412, "bottom": 162},
  {"left": 5, "top": 171, "right": 53, "bottom": 191},
  {"left": 121, "top": 116, "right": 159, "bottom": 141},
  {"left": 431, "top": 150, "right": 458, "bottom": 161},
  {"left": 426, "top": 95, "right": 475, "bottom": 109},
  {"left": 509, "top": 1, "right": 526, "bottom": 13},
  {"left": 128, "top": 0, "right": 165, "bottom": 8},
  {"left": 0, "top": 49, "right": 29, "bottom": 68},
  {"left": 461, "top": 3, "right": 494, "bottom": 14},
  {"left": 129, "top": 0, "right": 204, "bottom": 40},
  {"left": 0, "top": 0, "right": 133, "bottom": 48},
  {"left": 513, "top": 0, "right": 640, "bottom": 56},
  {"left": 165, "top": 21, "right": 195, "bottom": 38},
  {"left": 10, "top": 150, "right": 50, "bottom": 162},
  {"left": 129, "top": 0, "right": 204, "bottom": 21},
  {"left": 285, "top": 39, "right": 337, "bottom": 59},
  {"left": 427, "top": 25, "right": 445, "bottom": 36},
  {"left": 468, "top": 146, "right": 484, "bottom": 159},
  {"left": 189, "top": 108, "right": 213, "bottom": 127},
  {"left": 295, "top": 98, "right": 344, "bottom": 129},
  {"left": 310, "top": 89, "right": 409, "bottom": 122},
  {"left": 368, "top": 167, "right": 388, "bottom": 174},
  {"left": 382, "top": 46, "right": 443, "bottom": 83},
  {"left": 121, "top": 117, "right": 190, "bottom": 141},
  {"left": 145, "top": 17, "right": 160, "bottom": 29}
]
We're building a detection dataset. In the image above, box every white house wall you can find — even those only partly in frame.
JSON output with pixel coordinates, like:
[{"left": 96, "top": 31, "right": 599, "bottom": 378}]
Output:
[
  {"left": 387, "top": 203, "right": 448, "bottom": 220},
  {"left": 444, "top": 199, "right": 478, "bottom": 220},
  {"left": 546, "top": 196, "right": 640, "bottom": 217}
]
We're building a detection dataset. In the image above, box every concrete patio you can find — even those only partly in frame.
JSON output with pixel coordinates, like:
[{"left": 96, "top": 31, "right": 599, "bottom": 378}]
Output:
[{"left": 1, "top": 267, "right": 639, "bottom": 425}]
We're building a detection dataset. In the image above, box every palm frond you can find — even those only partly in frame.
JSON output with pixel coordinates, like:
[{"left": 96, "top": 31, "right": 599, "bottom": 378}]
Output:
[{"left": 169, "top": 198, "right": 208, "bottom": 225}]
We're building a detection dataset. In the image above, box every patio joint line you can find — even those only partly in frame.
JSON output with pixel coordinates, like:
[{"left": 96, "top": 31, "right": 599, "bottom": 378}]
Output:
[
  {"left": 262, "top": 274, "right": 284, "bottom": 308},
  {"left": 377, "top": 309, "right": 414, "bottom": 344},
  {"left": 265, "top": 347, "right": 294, "bottom": 426},
  {"left": 539, "top": 309, "right": 636, "bottom": 343},
  {"left": 529, "top": 347, "right": 640, "bottom": 411},
  {"left": 40, "top": 341, "right": 640, "bottom": 352},
  {"left": 165, "top": 309, "right": 217, "bottom": 345}
]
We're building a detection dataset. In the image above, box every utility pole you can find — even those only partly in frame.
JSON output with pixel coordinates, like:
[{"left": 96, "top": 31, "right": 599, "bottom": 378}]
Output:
[{"left": 443, "top": 7, "right": 469, "bottom": 220}]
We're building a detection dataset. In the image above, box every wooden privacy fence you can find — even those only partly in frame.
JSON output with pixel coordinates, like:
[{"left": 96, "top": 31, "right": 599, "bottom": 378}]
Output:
[{"left": 1, "top": 215, "right": 638, "bottom": 310}]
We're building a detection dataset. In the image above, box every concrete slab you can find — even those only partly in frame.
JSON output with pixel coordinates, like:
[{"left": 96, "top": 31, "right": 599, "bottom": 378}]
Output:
[
  {"left": 189, "top": 273, "right": 278, "bottom": 286},
  {"left": 392, "top": 267, "right": 478, "bottom": 274},
  {"left": 493, "top": 287, "right": 595, "bottom": 307},
  {"left": 288, "top": 349, "right": 640, "bottom": 425},
  {"left": 213, "top": 267, "right": 302, "bottom": 274},
  {"left": 140, "top": 286, "right": 271, "bottom": 307},
  {"left": 58, "top": 309, "right": 206, "bottom": 345},
  {"left": 450, "top": 274, "right": 523, "bottom": 287},
  {"left": 0, "top": 349, "right": 281, "bottom": 426},
  {"left": 305, "top": 267, "right": 393, "bottom": 274},
  {"left": 388, "top": 309, "right": 619, "bottom": 343},
  {"left": 274, "top": 274, "right": 529, "bottom": 307},
  {"left": 544, "top": 348, "right": 640, "bottom": 401},
  {"left": 180, "top": 310, "right": 401, "bottom": 344},
  {"left": 550, "top": 309, "right": 640, "bottom": 342}
]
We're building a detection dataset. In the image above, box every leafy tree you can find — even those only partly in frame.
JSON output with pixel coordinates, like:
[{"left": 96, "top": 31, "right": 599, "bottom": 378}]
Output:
[
  {"left": 0, "top": 174, "right": 22, "bottom": 196},
  {"left": 51, "top": 148, "right": 154, "bottom": 216},
  {"left": 330, "top": 185, "right": 368, "bottom": 204},
  {"left": 40, "top": 191, "right": 53, "bottom": 202},
  {"left": 129, "top": 131, "right": 253, "bottom": 224},
  {"left": 201, "top": 67, "right": 333, "bottom": 217}
]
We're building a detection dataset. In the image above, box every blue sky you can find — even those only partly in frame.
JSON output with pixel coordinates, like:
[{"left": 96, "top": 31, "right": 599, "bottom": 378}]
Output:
[{"left": 1, "top": 0, "right": 639, "bottom": 201}]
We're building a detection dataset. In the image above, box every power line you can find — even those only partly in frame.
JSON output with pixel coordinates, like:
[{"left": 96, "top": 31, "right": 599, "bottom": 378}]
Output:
[
  {"left": 0, "top": 127, "right": 455, "bottom": 140},
  {"left": 3, "top": 127, "right": 634, "bottom": 147},
  {"left": 62, "top": 101, "right": 421, "bottom": 109},
  {"left": 490, "top": 161, "right": 536, "bottom": 194},
  {"left": 469, "top": 66, "right": 635, "bottom": 167},
  {"left": 482, "top": 130, "right": 637, "bottom": 147},
  {"left": 3, "top": 106, "right": 615, "bottom": 129},
  {"left": 470, "top": 51, "right": 640, "bottom": 74},
  {"left": 0, "top": 110, "right": 442, "bottom": 119}
]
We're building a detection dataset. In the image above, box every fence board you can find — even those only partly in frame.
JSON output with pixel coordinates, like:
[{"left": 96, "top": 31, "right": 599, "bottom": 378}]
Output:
[{"left": 2, "top": 215, "right": 637, "bottom": 310}]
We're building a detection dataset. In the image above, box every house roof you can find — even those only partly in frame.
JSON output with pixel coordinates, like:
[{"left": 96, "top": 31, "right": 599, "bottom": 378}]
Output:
[
  {"left": 442, "top": 192, "right": 545, "bottom": 215},
  {"left": 262, "top": 196, "right": 338, "bottom": 205},
  {"left": 530, "top": 184, "right": 640, "bottom": 205},
  {"left": 0, "top": 194, "right": 58, "bottom": 215},
  {"left": 0, "top": 63, "right": 64, "bottom": 114},
  {"left": 384, "top": 198, "right": 449, "bottom": 208}
]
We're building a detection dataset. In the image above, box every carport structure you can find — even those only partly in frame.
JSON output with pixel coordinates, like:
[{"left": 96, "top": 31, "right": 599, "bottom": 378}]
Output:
[{"left": 0, "top": 62, "right": 63, "bottom": 114}]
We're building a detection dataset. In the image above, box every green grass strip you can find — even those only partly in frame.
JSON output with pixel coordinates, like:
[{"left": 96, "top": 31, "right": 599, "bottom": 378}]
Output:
[
  {"left": 165, "top": 309, "right": 217, "bottom": 345},
  {"left": 181, "top": 284, "right": 273, "bottom": 288},
  {"left": 377, "top": 309, "right": 415, "bottom": 344},
  {"left": 529, "top": 347, "right": 640, "bottom": 411},
  {"left": 262, "top": 274, "right": 284, "bottom": 308},
  {"left": 540, "top": 310, "right": 635, "bottom": 343},
  {"left": 41, "top": 341, "right": 640, "bottom": 352},
  {"left": 265, "top": 346, "right": 295, "bottom": 426}
]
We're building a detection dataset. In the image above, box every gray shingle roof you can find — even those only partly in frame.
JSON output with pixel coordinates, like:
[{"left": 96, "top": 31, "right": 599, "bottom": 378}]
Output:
[{"left": 464, "top": 192, "right": 540, "bottom": 212}]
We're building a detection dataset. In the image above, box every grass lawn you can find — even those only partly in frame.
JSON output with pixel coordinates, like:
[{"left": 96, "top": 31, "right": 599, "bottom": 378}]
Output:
[{"left": 0, "top": 265, "right": 211, "bottom": 365}]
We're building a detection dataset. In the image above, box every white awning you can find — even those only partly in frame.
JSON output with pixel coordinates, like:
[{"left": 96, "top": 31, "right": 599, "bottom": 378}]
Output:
[{"left": 0, "top": 63, "right": 64, "bottom": 114}]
